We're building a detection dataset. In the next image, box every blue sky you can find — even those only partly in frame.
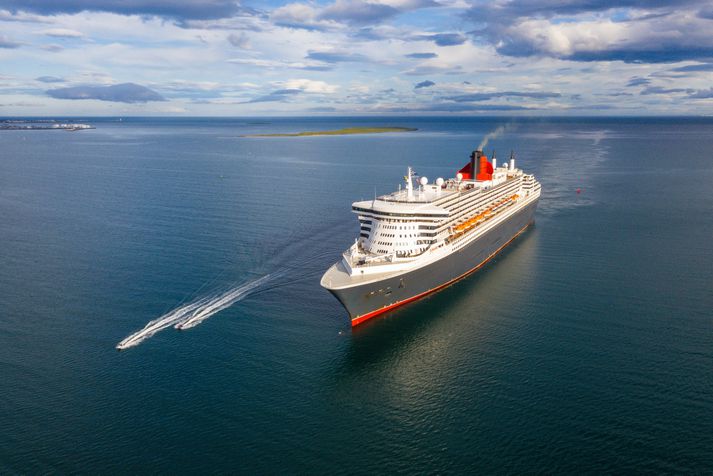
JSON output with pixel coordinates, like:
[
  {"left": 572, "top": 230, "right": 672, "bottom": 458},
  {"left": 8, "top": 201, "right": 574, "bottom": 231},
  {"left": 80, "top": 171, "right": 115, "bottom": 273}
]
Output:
[{"left": 1, "top": 0, "right": 713, "bottom": 115}]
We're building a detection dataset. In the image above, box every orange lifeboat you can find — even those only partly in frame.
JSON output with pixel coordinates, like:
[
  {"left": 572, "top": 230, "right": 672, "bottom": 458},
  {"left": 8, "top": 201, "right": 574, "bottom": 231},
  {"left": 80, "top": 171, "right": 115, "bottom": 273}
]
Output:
[{"left": 452, "top": 194, "right": 519, "bottom": 234}]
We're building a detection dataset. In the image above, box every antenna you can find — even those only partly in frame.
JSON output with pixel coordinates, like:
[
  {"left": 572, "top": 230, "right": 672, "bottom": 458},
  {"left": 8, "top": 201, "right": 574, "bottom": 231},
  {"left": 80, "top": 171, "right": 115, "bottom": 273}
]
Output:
[{"left": 406, "top": 166, "right": 414, "bottom": 200}]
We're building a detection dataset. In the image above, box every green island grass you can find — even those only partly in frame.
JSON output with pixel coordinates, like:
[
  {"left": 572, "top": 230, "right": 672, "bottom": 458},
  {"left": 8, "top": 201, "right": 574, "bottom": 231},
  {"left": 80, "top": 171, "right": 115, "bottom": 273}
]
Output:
[{"left": 245, "top": 126, "right": 417, "bottom": 137}]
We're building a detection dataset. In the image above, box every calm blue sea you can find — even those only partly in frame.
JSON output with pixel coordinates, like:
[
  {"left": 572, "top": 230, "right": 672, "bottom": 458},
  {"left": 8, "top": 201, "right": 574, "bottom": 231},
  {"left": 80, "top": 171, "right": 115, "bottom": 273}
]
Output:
[{"left": 1, "top": 117, "right": 712, "bottom": 473}]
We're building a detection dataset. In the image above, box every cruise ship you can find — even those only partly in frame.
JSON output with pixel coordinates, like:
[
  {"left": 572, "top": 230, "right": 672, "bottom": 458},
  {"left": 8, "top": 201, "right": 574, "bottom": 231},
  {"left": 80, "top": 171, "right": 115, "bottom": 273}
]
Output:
[{"left": 321, "top": 148, "right": 541, "bottom": 326}]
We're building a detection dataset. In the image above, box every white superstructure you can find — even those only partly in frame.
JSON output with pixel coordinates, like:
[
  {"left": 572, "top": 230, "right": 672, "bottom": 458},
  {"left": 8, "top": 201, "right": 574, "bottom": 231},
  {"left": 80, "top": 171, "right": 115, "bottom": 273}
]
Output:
[{"left": 337, "top": 151, "right": 541, "bottom": 281}]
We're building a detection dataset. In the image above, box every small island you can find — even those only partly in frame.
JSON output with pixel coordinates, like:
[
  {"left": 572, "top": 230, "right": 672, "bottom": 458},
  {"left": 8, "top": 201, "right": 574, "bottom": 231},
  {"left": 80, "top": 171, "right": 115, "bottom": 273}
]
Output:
[{"left": 245, "top": 126, "right": 417, "bottom": 137}]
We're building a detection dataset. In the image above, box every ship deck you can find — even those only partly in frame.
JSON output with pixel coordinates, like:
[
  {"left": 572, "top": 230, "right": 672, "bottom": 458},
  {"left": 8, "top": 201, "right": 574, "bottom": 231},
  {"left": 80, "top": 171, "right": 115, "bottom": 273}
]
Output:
[
  {"left": 378, "top": 184, "right": 460, "bottom": 203},
  {"left": 321, "top": 259, "right": 403, "bottom": 290}
]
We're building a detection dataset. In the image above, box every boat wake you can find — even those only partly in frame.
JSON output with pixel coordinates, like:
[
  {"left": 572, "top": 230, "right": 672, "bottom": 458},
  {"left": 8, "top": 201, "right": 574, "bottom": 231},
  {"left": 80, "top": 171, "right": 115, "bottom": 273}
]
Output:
[
  {"left": 175, "top": 274, "right": 273, "bottom": 331},
  {"left": 116, "top": 274, "right": 275, "bottom": 350}
]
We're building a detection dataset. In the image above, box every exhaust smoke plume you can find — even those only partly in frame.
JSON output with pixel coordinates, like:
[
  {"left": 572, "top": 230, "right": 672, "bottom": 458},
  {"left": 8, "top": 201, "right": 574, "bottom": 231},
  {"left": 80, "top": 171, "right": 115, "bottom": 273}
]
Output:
[{"left": 478, "top": 123, "right": 515, "bottom": 151}]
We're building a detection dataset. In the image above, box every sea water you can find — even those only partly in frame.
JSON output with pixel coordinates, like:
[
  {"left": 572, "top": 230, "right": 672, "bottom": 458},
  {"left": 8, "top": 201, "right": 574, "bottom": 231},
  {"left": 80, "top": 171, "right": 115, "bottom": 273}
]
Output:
[{"left": 1, "top": 117, "right": 712, "bottom": 472}]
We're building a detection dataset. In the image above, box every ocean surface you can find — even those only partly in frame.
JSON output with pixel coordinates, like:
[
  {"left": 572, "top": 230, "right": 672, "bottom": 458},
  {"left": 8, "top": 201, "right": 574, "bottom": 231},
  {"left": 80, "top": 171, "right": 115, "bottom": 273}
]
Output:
[{"left": 1, "top": 116, "right": 712, "bottom": 473}]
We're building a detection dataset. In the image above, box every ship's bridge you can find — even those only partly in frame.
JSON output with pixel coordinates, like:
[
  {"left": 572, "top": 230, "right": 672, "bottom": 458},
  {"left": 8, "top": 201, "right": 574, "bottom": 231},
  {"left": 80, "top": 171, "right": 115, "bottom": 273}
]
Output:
[{"left": 351, "top": 194, "right": 449, "bottom": 260}]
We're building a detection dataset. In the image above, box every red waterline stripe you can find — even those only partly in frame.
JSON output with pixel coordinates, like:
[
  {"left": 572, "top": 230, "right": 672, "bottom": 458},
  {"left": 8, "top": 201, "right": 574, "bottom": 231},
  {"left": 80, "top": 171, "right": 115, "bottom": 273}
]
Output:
[{"left": 351, "top": 221, "right": 534, "bottom": 327}]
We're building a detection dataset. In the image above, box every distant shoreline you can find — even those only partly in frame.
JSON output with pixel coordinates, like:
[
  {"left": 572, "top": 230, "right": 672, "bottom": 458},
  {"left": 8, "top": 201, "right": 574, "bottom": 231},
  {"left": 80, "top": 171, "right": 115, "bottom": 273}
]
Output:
[
  {"left": 244, "top": 126, "right": 417, "bottom": 137},
  {"left": 0, "top": 120, "right": 94, "bottom": 131}
]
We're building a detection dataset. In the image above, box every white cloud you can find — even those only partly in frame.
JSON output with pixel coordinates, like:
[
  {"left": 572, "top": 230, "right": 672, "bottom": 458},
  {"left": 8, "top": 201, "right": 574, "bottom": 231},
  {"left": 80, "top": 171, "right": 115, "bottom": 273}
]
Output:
[
  {"left": 0, "top": 1, "right": 712, "bottom": 115},
  {"left": 492, "top": 10, "right": 713, "bottom": 62},
  {"left": 271, "top": 3, "right": 340, "bottom": 30},
  {"left": 41, "top": 44, "right": 64, "bottom": 52},
  {"left": 227, "top": 32, "right": 251, "bottom": 48},
  {"left": 0, "top": 9, "right": 52, "bottom": 23},
  {"left": 156, "top": 79, "right": 222, "bottom": 91},
  {"left": 41, "top": 28, "right": 84, "bottom": 38},
  {"left": 157, "top": 105, "right": 188, "bottom": 113},
  {"left": 277, "top": 78, "right": 339, "bottom": 93},
  {"left": 0, "top": 34, "right": 22, "bottom": 48},
  {"left": 227, "top": 57, "right": 330, "bottom": 70}
]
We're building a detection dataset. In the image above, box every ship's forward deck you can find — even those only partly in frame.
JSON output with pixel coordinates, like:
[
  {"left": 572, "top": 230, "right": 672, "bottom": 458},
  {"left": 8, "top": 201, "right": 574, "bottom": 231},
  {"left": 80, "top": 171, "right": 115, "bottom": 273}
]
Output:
[{"left": 321, "top": 260, "right": 394, "bottom": 289}]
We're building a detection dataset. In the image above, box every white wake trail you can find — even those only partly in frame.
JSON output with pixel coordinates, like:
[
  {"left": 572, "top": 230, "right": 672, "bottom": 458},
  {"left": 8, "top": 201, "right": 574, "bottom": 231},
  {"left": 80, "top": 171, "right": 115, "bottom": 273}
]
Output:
[
  {"left": 116, "top": 273, "right": 274, "bottom": 350},
  {"left": 116, "top": 298, "right": 211, "bottom": 350},
  {"left": 175, "top": 274, "right": 273, "bottom": 330}
]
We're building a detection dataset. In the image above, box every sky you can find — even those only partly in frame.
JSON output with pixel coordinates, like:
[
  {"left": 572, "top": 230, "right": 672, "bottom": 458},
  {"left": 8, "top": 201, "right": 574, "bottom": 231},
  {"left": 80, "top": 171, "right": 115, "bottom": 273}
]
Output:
[{"left": 1, "top": 0, "right": 713, "bottom": 116}]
